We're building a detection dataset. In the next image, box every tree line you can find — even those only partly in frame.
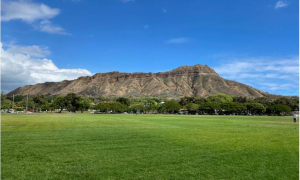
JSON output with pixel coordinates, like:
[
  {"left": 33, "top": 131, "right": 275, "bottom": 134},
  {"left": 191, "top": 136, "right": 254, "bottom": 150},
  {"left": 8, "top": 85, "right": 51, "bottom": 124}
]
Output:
[{"left": 1, "top": 93, "right": 298, "bottom": 116}]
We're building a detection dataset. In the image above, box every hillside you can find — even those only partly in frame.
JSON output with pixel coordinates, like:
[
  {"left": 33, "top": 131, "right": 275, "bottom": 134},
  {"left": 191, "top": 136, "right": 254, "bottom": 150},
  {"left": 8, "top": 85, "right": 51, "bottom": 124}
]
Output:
[{"left": 8, "top": 64, "right": 272, "bottom": 98}]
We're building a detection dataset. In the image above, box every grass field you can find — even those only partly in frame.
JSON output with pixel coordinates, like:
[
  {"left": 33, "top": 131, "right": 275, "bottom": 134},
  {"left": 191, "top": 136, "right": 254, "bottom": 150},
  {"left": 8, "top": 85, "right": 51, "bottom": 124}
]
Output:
[{"left": 1, "top": 113, "right": 299, "bottom": 180}]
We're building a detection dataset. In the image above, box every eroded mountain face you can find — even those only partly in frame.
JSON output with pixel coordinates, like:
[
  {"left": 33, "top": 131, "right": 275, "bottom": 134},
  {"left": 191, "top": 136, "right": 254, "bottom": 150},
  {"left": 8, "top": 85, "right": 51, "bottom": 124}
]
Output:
[{"left": 8, "top": 64, "right": 270, "bottom": 98}]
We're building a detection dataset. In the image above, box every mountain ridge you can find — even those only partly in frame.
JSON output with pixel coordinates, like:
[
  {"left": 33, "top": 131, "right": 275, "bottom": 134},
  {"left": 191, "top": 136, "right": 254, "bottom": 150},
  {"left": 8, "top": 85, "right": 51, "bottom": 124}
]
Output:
[{"left": 8, "top": 64, "right": 273, "bottom": 98}]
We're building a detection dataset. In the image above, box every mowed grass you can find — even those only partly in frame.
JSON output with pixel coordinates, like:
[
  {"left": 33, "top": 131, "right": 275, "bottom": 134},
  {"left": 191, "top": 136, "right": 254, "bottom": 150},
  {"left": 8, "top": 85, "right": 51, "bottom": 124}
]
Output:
[{"left": 1, "top": 113, "right": 299, "bottom": 180}]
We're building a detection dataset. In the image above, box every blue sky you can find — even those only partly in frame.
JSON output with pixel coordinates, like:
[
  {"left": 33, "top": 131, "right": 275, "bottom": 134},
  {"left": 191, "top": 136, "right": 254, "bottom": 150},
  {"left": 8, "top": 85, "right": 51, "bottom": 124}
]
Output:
[{"left": 1, "top": 0, "right": 299, "bottom": 96}]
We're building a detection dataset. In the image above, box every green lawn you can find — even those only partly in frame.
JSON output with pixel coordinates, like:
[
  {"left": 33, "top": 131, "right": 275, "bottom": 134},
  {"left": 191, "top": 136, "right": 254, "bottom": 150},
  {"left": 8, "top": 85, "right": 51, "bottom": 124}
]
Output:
[{"left": 1, "top": 113, "right": 299, "bottom": 180}]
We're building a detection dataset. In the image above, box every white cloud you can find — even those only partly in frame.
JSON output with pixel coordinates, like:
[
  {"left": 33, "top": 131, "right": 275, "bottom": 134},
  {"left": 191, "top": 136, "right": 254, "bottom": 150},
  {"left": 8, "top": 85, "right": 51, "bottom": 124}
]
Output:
[
  {"left": 38, "top": 20, "right": 71, "bottom": 35},
  {"left": 5, "top": 43, "right": 50, "bottom": 57},
  {"left": 1, "top": 43, "right": 92, "bottom": 93},
  {"left": 120, "top": 0, "right": 135, "bottom": 3},
  {"left": 1, "top": 0, "right": 70, "bottom": 35},
  {"left": 167, "top": 38, "right": 189, "bottom": 44},
  {"left": 2, "top": 0, "right": 60, "bottom": 22},
  {"left": 275, "top": 1, "right": 290, "bottom": 9},
  {"left": 214, "top": 57, "right": 298, "bottom": 76},
  {"left": 162, "top": 8, "right": 167, "bottom": 13},
  {"left": 213, "top": 56, "right": 299, "bottom": 95},
  {"left": 262, "top": 83, "right": 297, "bottom": 91}
]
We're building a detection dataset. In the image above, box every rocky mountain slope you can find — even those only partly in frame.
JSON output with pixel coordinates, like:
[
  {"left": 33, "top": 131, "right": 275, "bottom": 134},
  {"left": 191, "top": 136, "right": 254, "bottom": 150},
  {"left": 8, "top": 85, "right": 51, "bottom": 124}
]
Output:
[{"left": 8, "top": 64, "right": 271, "bottom": 98}]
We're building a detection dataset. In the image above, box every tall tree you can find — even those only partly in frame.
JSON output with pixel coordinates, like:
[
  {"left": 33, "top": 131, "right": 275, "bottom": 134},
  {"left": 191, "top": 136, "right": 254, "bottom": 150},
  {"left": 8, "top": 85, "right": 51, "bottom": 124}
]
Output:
[
  {"left": 33, "top": 95, "right": 48, "bottom": 112},
  {"left": 194, "top": 97, "right": 207, "bottom": 105},
  {"left": 199, "top": 102, "right": 220, "bottom": 115},
  {"left": 64, "top": 93, "right": 81, "bottom": 112},
  {"left": 78, "top": 97, "right": 92, "bottom": 113},
  {"left": 179, "top": 97, "right": 195, "bottom": 106},
  {"left": 267, "top": 105, "right": 291, "bottom": 116},
  {"left": 160, "top": 100, "right": 181, "bottom": 114},
  {"left": 254, "top": 97, "right": 274, "bottom": 107},
  {"left": 52, "top": 96, "right": 66, "bottom": 113},
  {"left": 245, "top": 103, "right": 266, "bottom": 115},
  {"left": 129, "top": 104, "right": 145, "bottom": 113},
  {"left": 18, "top": 97, "right": 35, "bottom": 111},
  {"left": 274, "top": 97, "right": 299, "bottom": 111},
  {"left": 1, "top": 93, "right": 12, "bottom": 110},
  {"left": 95, "top": 103, "right": 111, "bottom": 113},
  {"left": 185, "top": 103, "right": 199, "bottom": 114},
  {"left": 207, "top": 94, "right": 233, "bottom": 103},
  {"left": 221, "top": 102, "right": 246, "bottom": 115},
  {"left": 110, "top": 102, "right": 128, "bottom": 113},
  {"left": 116, "top": 97, "right": 130, "bottom": 106}
]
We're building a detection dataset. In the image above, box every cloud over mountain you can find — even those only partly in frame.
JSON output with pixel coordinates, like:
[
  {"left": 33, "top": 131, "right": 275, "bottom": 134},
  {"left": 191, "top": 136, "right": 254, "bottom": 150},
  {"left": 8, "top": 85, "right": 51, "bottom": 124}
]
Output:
[
  {"left": 1, "top": 43, "right": 92, "bottom": 92},
  {"left": 213, "top": 56, "right": 299, "bottom": 95}
]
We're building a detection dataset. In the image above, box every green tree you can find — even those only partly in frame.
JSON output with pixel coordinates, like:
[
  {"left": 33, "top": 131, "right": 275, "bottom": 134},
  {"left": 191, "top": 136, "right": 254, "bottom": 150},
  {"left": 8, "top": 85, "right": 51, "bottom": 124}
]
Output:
[
  {"left": 7, "top": 95, "right": 24, "bottom": 103},
  {"left": 207, "top": 94, "right": 233, "bottom": 103},
  {"left": 221, "top": 102, "right": 246, "bottom": 115},
  {"left": 254, "top": 97, "right": 274, "bottom": 107},
  {"left": 179, "top": 97, "right": 195, "bottom": 106},
  {"left": 185, "top": 103, "right": 199, "bottom": 114},
  {"left": 78, "top": 97, "right": 92, "bottom": 113},
  {"left": 64, "top": 93, "right": 81, "bottom": 112},
  {"left": 18, "top": 97, "right": 35, "bottom": 111},
  {"left": 145, "top": 104, "right": 158, "bottom": 113},
  {"left": 290, "top": 97, "right": 299, "bottom": 111},
  {"left": 110, "top": 102, "right": 128, "bottom": 113},
  {"left": 52, "top": 96, "right": 66, "bottom": 113},
  {"left": 33, "top": 95, "right": 48, "bottom": 112},
  {"left": 33, "top": 96, "right": 48, "bottom": 105},
  {"left": 199, "top": 102, "right": 220, "bottom": 115},
  {"left": 116, "top": 97, "right": 130, "bottom": 106},
  {"left": 194, "top": 97, "right": 207, "bottom": 105},
  {"left": 233, "top": 96, "right": 254, "bottom": 103},
  {"left": 41, "top": 105, "right": 50, "bottom": 111},
  {"left": 144, "top": 99, "right": 159, "bottom": 113},
  {"left": 267, "top": 105, "right": 291, "bottom": 116},
  {"left": 245, "top": 103, "right": 266, "bottom": 115},
  {"left": 1, "top": 93, "right": 12, "bottom": 110},
  {"left": 129, "top": 104, "right": 145, "bottom": 113},
  {"left": 94, "top": 103, "right": 111, "bottom": 113},
  {"left": 160, "top": 100, "right": 181, "bottom": 114},
  {"left": 149, "top": 98, "right": 161, "bottom": 104},
  {"left": 274, "top": 97, "right": 299, "bottom": 111}
]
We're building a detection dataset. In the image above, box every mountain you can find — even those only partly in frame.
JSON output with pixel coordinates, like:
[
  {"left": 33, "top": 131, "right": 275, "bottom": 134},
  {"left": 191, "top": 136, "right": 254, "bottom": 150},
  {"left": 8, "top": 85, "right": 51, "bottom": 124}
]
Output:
[{"left": 8, "top": 64, "right": 272, "bottom": 98}]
